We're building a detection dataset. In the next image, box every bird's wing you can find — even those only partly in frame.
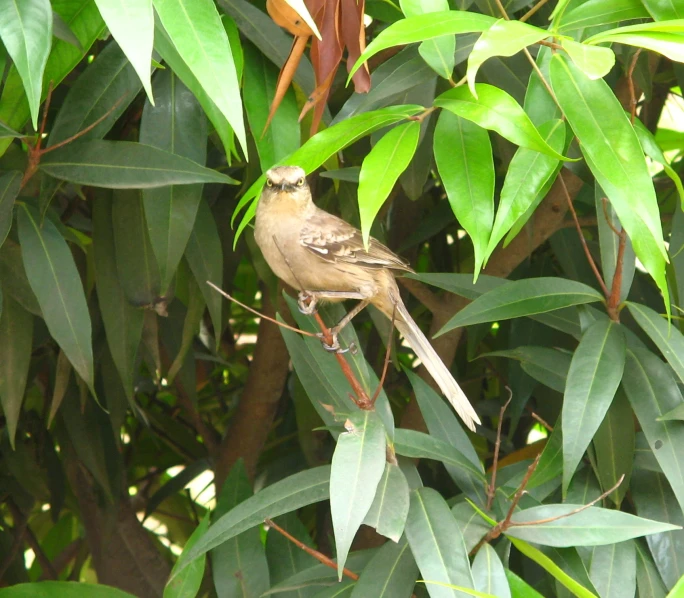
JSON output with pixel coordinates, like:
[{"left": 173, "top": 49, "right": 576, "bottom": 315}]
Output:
[{"left": 300, "top": 209, "right": 413, "bottom": 272}]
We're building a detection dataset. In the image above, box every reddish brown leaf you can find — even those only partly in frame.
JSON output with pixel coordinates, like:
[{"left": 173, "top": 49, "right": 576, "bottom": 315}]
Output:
[
  {"left": 340, "top": 0, "right": 370, "bottom": 93},
  {"left": 267, "top": 0, "right": 315, "bottom": 37}
]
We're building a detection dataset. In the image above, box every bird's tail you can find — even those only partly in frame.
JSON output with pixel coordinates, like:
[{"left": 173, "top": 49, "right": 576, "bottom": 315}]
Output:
[{"left": 393, "top": 297, "right": 480, "bottom": 432}]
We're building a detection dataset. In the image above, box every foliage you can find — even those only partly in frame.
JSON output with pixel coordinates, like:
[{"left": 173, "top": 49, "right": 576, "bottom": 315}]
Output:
[{"left": 0, "top": 0, "right": 684, "bottom": 596}]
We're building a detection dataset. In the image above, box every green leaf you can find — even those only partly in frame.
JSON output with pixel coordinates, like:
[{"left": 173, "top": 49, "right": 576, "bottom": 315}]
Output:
[
  {"left": 39, "top": 140, "right": 237, "bottom": 188},
  {"left": 164, "top": 515, "right": 210, "bottom": 598},
  {"left": 593, "top": 390, "right": 634, "bottom": 507},
  {"left": 51, "top": 10, "right": 82, "bottom": 50},
  {"left": 350, "top": 535, "right": 417, "bottom": 598},
  {"left": 232, "top": 105, "right": 423, "bottom": 242},
  {"left": 141, "top": 69, "right": 207, "bottom": 294},
  {"left": 484, "top": 346, "right": 571, "bottom": 393},
  {"left": 437, "top": 277, "right": 604, "bottom": 335},
  {"left": 550, "top": 53, "right": 669, "bottom": 312},
  {"left": 627, "top": 303, "right": 684, "bottom": 385},
  {"left": 47, "top": 40, "right": 143, "bottom": 147},
  {"left": 623, "top": 348, "right": 684, "bottom": 515},
  {"left": 507, "top": 505, "right": 681, "bottom": 547},
  {"left": 112, "top": 189, "right": 162, "bottom": 309},
  {"left": 435, "top": 84, "right": 571, "bottom": 161},
  {"left": 472, "top": 544, "right": 511, "bottom": 598},
  {"left": 508, "top": 538, "right": 598, "bottom": 598},
  {"left": 363, "top": 463, "right": 410, "bottom": 542},
  {"left": 558, "top": 0, "right": 649, "bottom": 32},
  {"left": 93, "top": 0, "right": 153, "bottom": 101},
  {"left": 589, "top": 540, "right": 636, "bottom": 598},
  {"left": 0, "top": 0, "right": 52, "bottom": 129},
  {"left": 587, "top": 31, "right": 684, "bottom": 63},
  {"left": 153, "top": 0, "right": 246, "bottom": 154},
  {"left": 561, "top": 39, "right": 615, "bottom": 80},
  {"left": 0, "top": 241, "right": 40, "bottom": 315},
  {"left": 331, "top": 411, "right": 386, "bottom": 577},
  {"left": 562, "top": 320, "right": 626, "bottom": 494},
  {"left": 92, "top": 192, "right": 144, "bottom": 406},
  {"left": 405, "top": 487, "right": 474, "bottom": 595},
  {"left": 349, "top": 11, "right": 496, "bottom": 80},
  {"left": 0, "top": 294, "right": 33, "bottom": 449},
  {"left": 185, "top": 200, "right": 223, "bottom": 343},
  {"left": 0, "top": 582, "right": 138, "bottom": 598},
  {"left": 172, "top": 466, "right": 331, "bottom": 578},
  {"left": 405, "top": 369, "right": 485, "bottom": 503},
  {"left": 467, "top": 19, "right": 549, "bottom": 96},
  {"left": 0, "top": 0, "right": 106, "bottom": 156},
  {"left": 0, "top": 171, "right": 22, "bottom": 249},
  {"left": 635, "top": 539, "right": 668, "bottom": 598},
  {"left": 504, "top": 570, "right": 544, "bottom": 598},
  {"left": 0, "top": 120, "right": 22, "bottom": 138},
  {"left": 17, "top": 204, "right": 94, "bottom": 391},
  {"left": 242, "top": 42, "right": 300, "bottom": 171},
  {"left": 393, "top": 428, "right": 486, "bottom": 482},
  {"left": 358, "top": 121, "right": 420, "bottom": 247},
  {"left": 642, "top": 0, "right": 684, "bottom": 19},
  {"left": 487, "top": 119, "right": 565, "bottom": 256},
  {"left": 434, "top": 110, "right": 494, "bottom": 275}
]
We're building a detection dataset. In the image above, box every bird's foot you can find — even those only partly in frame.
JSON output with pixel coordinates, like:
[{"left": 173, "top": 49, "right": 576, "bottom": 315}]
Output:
[
  {"left": 316, "top": 331, "right": 348, "bottom": 354},
  {"left": 298, "top": 291, "right": 318, "bottom": 315}
]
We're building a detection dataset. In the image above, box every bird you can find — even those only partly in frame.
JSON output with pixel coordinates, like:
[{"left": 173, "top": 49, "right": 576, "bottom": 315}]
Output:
[{"left": 254, "top": 165, "right": 480, "bottom": 432}]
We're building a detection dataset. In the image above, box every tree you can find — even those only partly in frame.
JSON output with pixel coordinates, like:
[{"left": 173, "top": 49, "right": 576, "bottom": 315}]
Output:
[{"left": 0, "top": 0, "right": 683, "bottom": 596}]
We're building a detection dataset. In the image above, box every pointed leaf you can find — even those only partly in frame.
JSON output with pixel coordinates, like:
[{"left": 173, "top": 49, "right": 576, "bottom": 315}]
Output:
[
  {"left": 487, "top": 119, "right": 565, "bottom": 256},
  {"left": 507, "top": 505, "right": 681, "bottom": 547},
  {"left": 17, "top": 204, "right": 94, "bottom": 391},
  {"left": 550, "top": 53, "right": 669, "bottom": 311},
  {"left": 405, "top": 487, "right": 474, "bottom": 596},
  {"left": 141, "top": 69, "right": 207, "bottom": 293},
  {"left": 330, "top": 411, "right": 386, "bottom": 577},
  {"left": 349, "top": 11, "right": 497, "bottom": 79},
  {"left": 363, "top": 463, "right": 410, "bottom": 542},
  {"left": 0, "top": 0, "right": 52, "bottom": 129},
  {"left": 0, "top": 294, "right": 33, "bottom": 448},
  {"left": 153, "top": 0, "right": 246, "bottom": 153},
  {"left": 359, "top": 121, "right": 420, "bottom": 247},
  {"left": 472, "top": 544, "right": 511, "bottom": 598},
  {"left": 438, "top": 278, "right": 603, "bottom": 335},
  {"left": 40, "top": 140, "right": 237, "bottom": 188},
  {"left": 434, "top": 110, "right": 493, "bottom": 274},
  {"left": 467, "top": 19, "right": 549, "bottom": 96},
  {"left": 562, "top": 320, "right": 626, "bottom": 494},
  {"left": 400, "top": 0, "right": 454, "bottom": 79},
  {"left": 434, "top": 84, "right": 572, "bottom": 161},
  {"left": 93, "top": 0, "right": 153, "bottom": 101}
]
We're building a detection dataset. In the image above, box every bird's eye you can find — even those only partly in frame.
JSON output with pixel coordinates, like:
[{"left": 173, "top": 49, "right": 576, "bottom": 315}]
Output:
[
  {"left": 296, "top": 178, "right": 305, "bottom": 187},
  {"left": 266, "top": 179, "right": 273, "bottom": 187}
]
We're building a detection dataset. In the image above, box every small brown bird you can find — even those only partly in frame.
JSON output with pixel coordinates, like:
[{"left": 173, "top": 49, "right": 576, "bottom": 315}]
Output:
[{"left": 254, "top": 165, "right": 480, "bottom": 431}]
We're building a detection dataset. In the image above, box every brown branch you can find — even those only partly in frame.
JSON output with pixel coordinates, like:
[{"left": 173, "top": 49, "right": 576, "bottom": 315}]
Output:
[
  {"left": 560, "top": 173, "right": 610, "bottom": 298},
  {"left": 520, "top": 0, "right": 551, "bottom": 22},
  {"left": 265, "top": 518, "right": 359, "bottom": 581},
  {"left": 487, "top": 391, "right": 513, "bottom": 511},
  {"left": 607, "top": 229, "right": 627, "bottom": 322},
  {"left": 627, "top": 49, "right": 643, "bottom": 124}
]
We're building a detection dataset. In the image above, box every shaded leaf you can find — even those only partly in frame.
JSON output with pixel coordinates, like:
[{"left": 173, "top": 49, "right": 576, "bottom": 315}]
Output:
[
  {"left": 350, "top": 535, "right": 417, "bottom": 598},
  {"left": 588, "top": 540, "right": 636, "bottom": 598},
  {"left": 164, "top": 515, "right": 210, "bottom": 598},
  {"left": 0, "top": 582, "right": 138, "bottom": 598},
  {"left": 0, "top": 171, "right": 22, "bottom": 249},
  {"left": 472, "top": 543, "right": 511, "bottom": 598},
  {"left": 363, "top": 462, "right": 410, "bottom": 542}
]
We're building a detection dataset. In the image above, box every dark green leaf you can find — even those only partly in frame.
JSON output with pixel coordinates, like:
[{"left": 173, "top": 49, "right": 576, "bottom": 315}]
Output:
[
  {"left": 0, "top": 171, "right": 21, "bottom": 249},
  {"left": 484, "top": 346, "right": 571, "bottom": 393},
  {"left": 17, "top": 204, "right": 94, "bottom": 391},
  {"left": 0, "top": 241, "right": 41, "bottom": 315},
  {"left": 266, "top": 514, "right": 318, "bottom": 594},
  {"left": 0, "top": 294, "right": 33, "bottom": 448},
  {"left": 141, "top": 69, "right": 207, "bottom": 294},
  {"left": 330, "top": 411, "right": 386, "bottom": 576},
  {"left": 363, "top": 463, "right": 410, "bottom": 542},
  {"left": 350, "top": 535, "right": 417, "bottom": 598},
  {"left": 0, "top": 582, "right": 138, "bottom": 598},
  {"left": 40, "top": 140, "right": 237, "bottom": 188},
  {"left": 51, "top": 10, "right": 82, "bottom": 50},
  {"left": 164, "top": 515, "right": 210, "bottom": 598},
  {"left": 562, "top": 320, "right": 626, "bottom": 494},
  {"left": 0, "top": 0, "right": 53, "bottom": 128},
  {"left": 438, "top": 278, "right": 603, "bottom": 334},
  {"left": 405, "top": 487, "right": 474, "bottom": 596},
  {"left": 434, "top": 110, "right": 493, "bottom": 274},
  {"left": 172, "top": 466, "right": 331, "bottom": 578}
]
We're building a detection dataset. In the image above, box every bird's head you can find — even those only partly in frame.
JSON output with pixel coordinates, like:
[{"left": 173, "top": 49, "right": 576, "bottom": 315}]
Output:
[{"left": 260, "top": 166, "right": 312, "bottom": 213}]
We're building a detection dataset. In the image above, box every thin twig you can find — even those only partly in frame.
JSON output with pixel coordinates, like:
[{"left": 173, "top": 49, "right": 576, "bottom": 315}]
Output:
[
  {"left": 493, "top": 0, "right": 510, "bottom": 19},
  {"left": 560, "top": 174, "right": 610, "bottom": 298},
  {"left": 601, "top": 197, "right": 622, "bottom": 236},
  {"left": 520, "top": 0, "right": 551, "bottom": 22},
  {"left": 371, "top": 304, "right": 396, "bottom": 406},
  {"left": 524, "top": 48, "right": 561, "bottom": 109},
  {"left": 528, "top": 410, "right": 554, "bottom": 432},
  {"left": 265, "top": 518, "right": 359, "bottom": 581},
  {"left": 626, "top": 49, "right": 643, "bottom": 125},
  {"left": 607, "top": 229, "right": 627, "bottom": 321},
  {"left": 510, "top": 474, "right": 625, "bottom": 527},
  {"left": 37, "top": 81, "right": 54, "bottom": 145},
  {"left": 206, "top": 281, "right": 318, "bottom": 339},
  {"left": 487, "top": 390, "right": 513, "bottom": 510}
]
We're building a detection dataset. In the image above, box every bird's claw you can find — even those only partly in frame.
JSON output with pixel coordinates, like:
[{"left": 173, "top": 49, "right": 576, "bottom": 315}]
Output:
[
  {"left": 316, "top": 331, "right": 348, "bottom": 354},
  {"left": 298, "top": 291, "right": 318, "bottom": 315}
]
